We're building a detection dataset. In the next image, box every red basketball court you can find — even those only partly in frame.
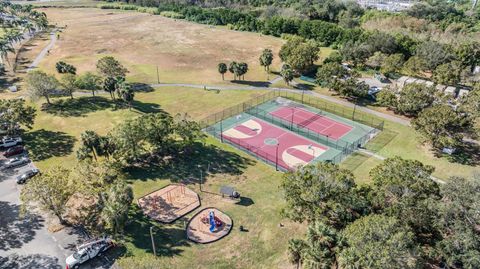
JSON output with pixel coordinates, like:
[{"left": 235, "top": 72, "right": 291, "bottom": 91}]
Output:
[
  {"left": 269, "top": 107, "right": 353, "bottom": 140},
  {"left": 222, "top": 118, "right": 328, "bottom": 170}
]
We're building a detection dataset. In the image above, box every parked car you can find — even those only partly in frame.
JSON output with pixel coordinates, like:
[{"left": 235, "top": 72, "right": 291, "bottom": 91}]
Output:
[
  {"left": 16, "top": 168, "right": 40, "bottom": 184},
  {"left": 65, "top": 237, "right": 115, "bottom": 269},
  {"left": 4, "top": 145, "right": 25, "bottom": 157},
  {"left": 3, "top": 156, "right": 29, "bottom": 169},
  {"left": 0, "top": 137, "right": 22, "bottom": 149}
]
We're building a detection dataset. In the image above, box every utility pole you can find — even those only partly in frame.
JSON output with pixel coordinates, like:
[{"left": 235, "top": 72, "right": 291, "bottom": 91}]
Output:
[{"left": 150, "top": 226, "right": 156, "bottom": 256}]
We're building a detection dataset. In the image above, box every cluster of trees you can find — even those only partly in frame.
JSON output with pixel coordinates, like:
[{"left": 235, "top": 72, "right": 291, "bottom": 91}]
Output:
[
  {"left": 316, "top": 61, "right": 369, "bottom": 98},
  {"left": 283, "top": 158, "right": 480, "bottom": 269},
  {"left": 26, "top": 56, "right": 135, "bottom": 106},
  {"left": 21, "top": 161, "right": 134, "bottom": 236},
  {"left": 0, "top": 99, "right": 36, "bottom": 135},
  {"left": 279, "top": 35, "right": 319, "bottom": 74},
  {"left": 341, "top": 32, "right": 480, "bottom": 86},
  {"left": 217, "top": 61, "right": 249, "bottom": 81},
  {"left": 0, "top": 2, "right": 48, "bottom": 74},
  {"left": 376, "top": 83, "right": 480, "bottom": 151},
  {"left": 76, "top": 112, "right": 205, "bottom": 165}
]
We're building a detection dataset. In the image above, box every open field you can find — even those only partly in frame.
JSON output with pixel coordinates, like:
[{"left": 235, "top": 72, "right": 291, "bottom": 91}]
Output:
[
  {"left": 18, "top": 85, "right": 479, "bottom": 268},
  {"left": 7, "top": 4, "right": 479, "bottom": 268},
  {"left": 27, "top": 87, "right": 266, "bottom": 169},
  {"left": 35, "top": 8, "right": 284, "bottom": 85}
]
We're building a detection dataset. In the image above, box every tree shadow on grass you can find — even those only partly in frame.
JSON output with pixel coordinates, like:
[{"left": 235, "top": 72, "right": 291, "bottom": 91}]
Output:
[
  {"left": 0, "top": 201, "right": 45, "bottom": 252},
  {"left": 132, "top": 100, "right": 164, "bottom": 114},
  {"left": 23, "top": 129, "right": 76, "bottom": 161},
  {"left": 0, "top": 253, "right": 61, "bottom": 269},
  {"left": 231, "top": 80, "right": 271, "bottom": 88},
  {"left": 125, "top": 143, "right": 255, "bottom": 185},
  {"left": 41, "top": 96, "right": 117, "bottom": 117},
  {"left": 444, "top": 141, "right": 480, "bottom": 166},
  {"left": 131, "top": 82, "right": 155, "bottom": 93},
  {"left": 123, "top": 205, "right": 190, "bottom": 257},
  {"left": 293, "top": 83, "right": 315, "bottom": 91}
]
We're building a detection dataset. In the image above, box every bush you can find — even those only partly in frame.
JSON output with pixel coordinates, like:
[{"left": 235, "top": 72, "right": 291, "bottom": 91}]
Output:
[{"left": 160, "top": 11, "right": 184, "bottom": 19}]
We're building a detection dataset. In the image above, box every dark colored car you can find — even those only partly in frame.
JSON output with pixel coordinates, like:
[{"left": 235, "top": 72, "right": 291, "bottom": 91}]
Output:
[
  {"left": 4, "top": 145, "right": 24, "bottom": 157},
  {"left": 16, "top": 168, "right": 40, "bottom": 184}
]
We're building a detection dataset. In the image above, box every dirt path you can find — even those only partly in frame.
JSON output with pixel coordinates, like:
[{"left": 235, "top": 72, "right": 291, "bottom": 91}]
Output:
[{"left": 26, "top": 30, "right": 57, "bottom": 72}]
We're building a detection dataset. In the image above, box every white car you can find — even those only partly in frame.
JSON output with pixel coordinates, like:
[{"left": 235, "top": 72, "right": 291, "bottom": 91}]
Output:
[
  {"left": 0, "top": 137, "right": 22, "bottom": 149},
  {"left": 3, "top": 156, "right": 30, "bottom": 169},
  {"left": 66, "top": 237, "right": 115, "bottom": 269}
]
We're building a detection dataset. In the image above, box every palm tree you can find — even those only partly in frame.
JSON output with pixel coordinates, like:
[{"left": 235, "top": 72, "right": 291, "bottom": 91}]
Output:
[
  {"left": 229, "top": 61, "right": 238, "bottom": 80},
  {"left": 0, "top": 39, "right": 14, "bottom": 67},
  {"left": 101, "top": 180, "right": 133, "bottom": 236},
  {"left": 80, "top": 130, "right": 101, "bottom": 161},
  {"left": 288, "top": 239, "right": 306, "bottom": 269},
  {"left": 217, "top": 63, "right": 227, "bottom": 80},
  {"left": 117, "top": 81, "right": 134, "bottom": 109},
  {"left": 281, "top": 64, "right": 294, "bottom": 86},
  {"left": 259, "top": 48, "right": 274, "bottom": 72}
]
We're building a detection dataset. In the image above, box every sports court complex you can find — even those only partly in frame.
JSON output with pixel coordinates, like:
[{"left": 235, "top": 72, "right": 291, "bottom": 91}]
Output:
[{"left": 201, "top": 91, "right": 383, "bottom": 171}]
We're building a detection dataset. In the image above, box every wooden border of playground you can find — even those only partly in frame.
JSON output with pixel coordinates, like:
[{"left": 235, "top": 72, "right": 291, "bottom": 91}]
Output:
[
  {"left": 137, "top": 184, "right": 200, "bottom": 224},
  {"left": 186, "top": 207, "right": 233, "bottom": 244}
]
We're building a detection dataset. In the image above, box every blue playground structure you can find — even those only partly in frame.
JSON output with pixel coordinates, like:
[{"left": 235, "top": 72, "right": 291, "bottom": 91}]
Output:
[{"left": 209, "top": 211, "right": 216, "bottom": 232}]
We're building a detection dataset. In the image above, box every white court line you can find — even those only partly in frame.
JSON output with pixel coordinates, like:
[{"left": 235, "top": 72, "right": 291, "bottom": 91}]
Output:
[{"left": 290, "top": 106, "right": 353, "bottom": 130}]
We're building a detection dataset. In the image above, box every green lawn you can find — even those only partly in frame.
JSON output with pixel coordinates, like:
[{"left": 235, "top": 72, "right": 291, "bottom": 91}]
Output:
[{"left": 23, "top": 85, "right": 479, "bottom": 268}]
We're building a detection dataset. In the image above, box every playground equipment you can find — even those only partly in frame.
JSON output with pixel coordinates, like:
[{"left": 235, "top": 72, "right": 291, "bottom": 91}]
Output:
[
  {"left": 138, "top": 184, "right": 200, "bottom": 223},
  {"left": 187, "top": 208, "right": 233, "bottom": 244},
  {"left": 201, "top": 211, "right": 224, "bottom": 232}
]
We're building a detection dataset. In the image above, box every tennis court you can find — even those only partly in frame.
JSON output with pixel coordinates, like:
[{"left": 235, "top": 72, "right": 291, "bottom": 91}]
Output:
[
  {"left": 269, "top": 106, "right": 353, "bottom": 140},
  {"left": 202, "top": 92, "right": 382, "bottom": 170}
]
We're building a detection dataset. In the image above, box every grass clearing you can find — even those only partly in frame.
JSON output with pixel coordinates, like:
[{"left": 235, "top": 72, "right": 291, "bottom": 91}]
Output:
[
  {"left": 19, "top": 84, "right": 479, "bottom": 267},
  {"left": 34, "top": 8, "right": 284, "bottom": 86}
]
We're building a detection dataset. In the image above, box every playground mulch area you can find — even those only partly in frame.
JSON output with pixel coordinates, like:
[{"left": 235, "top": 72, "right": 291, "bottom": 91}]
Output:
[
  {"left": 137, "top": 184, "right": 200, "bottom": 224},
  {"left": 187, "top": 207, "right": 233, "bottom": 244}
]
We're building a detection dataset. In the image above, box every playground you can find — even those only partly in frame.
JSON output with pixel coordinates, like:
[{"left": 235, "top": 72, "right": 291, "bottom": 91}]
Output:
[
  {"left": 187, "top": 208, "right": 233, "bottom": 244},
  {"left": 137, "top": 184, "right": 200, "bottom": 223}
]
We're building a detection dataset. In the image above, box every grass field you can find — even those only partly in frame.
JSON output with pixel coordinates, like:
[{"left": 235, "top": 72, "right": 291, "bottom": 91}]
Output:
[
  {"left": 20, "top": 85, "right": 479, "bottom": 268},
  {"left": 9, "top": 5, "right": 479, "bottom": 268},
  {"left": 34, "top": 8, "right": 284, "bottom": 85}
]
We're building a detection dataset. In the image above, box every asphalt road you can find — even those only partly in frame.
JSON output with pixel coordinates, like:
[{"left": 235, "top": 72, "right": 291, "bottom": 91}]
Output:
[
  {"left": 0, "top": 160, "right": 66, "bottom": 269},
  {"left": 0, "top": 152, "right": 118, "bottom": 269}
]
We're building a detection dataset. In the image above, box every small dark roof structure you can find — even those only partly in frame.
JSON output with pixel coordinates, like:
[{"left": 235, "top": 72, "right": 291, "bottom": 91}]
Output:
[{"left": 220, "top": 186, "right": 236, "bottom": 197}]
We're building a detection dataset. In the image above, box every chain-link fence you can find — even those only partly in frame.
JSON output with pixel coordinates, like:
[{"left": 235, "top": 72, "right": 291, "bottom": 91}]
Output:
[{"left": 199, "top": 90, "right": 384, "bottom": 167}]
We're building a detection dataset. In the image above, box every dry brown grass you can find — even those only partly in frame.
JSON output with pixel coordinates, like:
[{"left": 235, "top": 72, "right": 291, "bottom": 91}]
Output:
[{"left": 37, "top": 8, "right": 284, "bottom": 85}]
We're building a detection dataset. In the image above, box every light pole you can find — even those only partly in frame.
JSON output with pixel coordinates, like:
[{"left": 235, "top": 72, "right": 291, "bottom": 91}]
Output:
[
  {"left": 301, "top": 89, "right": 305, "bottom": 104},
  {"left": 275, "top": 143, "right": 280, "bottom": 171},
  {"left": 290, "top": 108, "right": 294, "bottom": 130},
  {"left": 150, "top": 226, "right": 156, "bottom": 256},
  {"left": 352, "top": 98, "right": 358, "bottom": 121},
  {"left": 220, "top": 120, "right": 224, "bottom": 143},
  {"left": 156, "top": 65, "right": 160, "bottom": 84},
  {"left": 308, "top": 144, "right": 315, "bottom": 160}
]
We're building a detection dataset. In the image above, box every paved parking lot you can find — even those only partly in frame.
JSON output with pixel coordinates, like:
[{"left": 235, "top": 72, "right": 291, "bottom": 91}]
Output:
[{"left": 0, "top": 149, "right": 118, "bottom": 269}]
